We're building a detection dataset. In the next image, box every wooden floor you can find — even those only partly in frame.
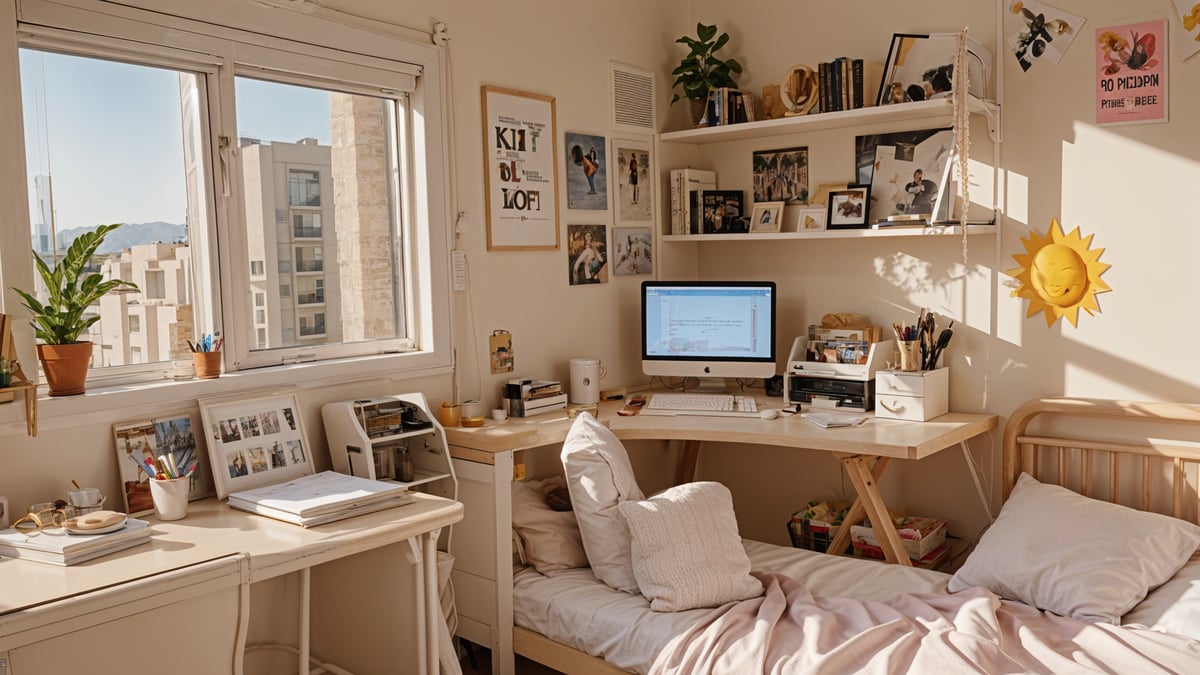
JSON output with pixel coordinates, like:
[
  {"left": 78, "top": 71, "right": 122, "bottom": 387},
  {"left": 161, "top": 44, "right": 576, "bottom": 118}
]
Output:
[{"left": 459, "top": 642, "right": 564, "bottom": 675}]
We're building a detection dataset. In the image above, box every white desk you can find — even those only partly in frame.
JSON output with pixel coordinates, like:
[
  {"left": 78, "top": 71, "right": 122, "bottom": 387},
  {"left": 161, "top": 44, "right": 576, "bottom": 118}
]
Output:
[
  {"left": 444, "top": 399, "right": 996, "bottom": 675},
  {"left": 0, "top": 493, "right": 463, "bottom": 675}
]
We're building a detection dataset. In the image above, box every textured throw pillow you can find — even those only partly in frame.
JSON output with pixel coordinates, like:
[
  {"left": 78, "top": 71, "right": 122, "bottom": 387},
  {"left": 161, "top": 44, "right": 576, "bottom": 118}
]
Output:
[
  {"left": 949, "top": 472, "right": 1200, "bottom": 623},
  {"left": 560, "top": 412, "right": 645, "bottom": 593},
  {"left": 511, "top": 476, "right": 588, "bottom": 574},
  {"left": 619, "top": 481, "right": 764, "bottom": 612}
]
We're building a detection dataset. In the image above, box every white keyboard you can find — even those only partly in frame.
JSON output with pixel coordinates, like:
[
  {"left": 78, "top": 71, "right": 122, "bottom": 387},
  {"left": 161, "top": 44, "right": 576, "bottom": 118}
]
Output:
[{"left": 643, "top": 393, "right": 760, "bottom": 417}]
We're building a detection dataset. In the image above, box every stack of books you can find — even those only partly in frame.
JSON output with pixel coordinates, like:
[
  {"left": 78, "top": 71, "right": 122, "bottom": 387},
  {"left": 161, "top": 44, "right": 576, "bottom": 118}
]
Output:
[
  {"left": 0, "top": 517, "right": 151, "bottom": 566},
  {"left": 668, "top": 168, "right": 716, "bottom": 235},
  {"left": 503, "top": 378, "right": 567, "bottom": 417},
  {"left": 700, "top": 87, "right": 756, "bottom": 126},
  {"left": 227, "top": 471, "right": 416, "bottom": 527},
  {"left": 815, "top": 57, "right": 878, "bottom": 112}
]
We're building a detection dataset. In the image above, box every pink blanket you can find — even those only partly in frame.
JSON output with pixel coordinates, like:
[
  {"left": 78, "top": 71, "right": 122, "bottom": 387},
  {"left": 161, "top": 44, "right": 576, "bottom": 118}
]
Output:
[{"left": 651, "top": 573, "right": 1200, "bottom": 674}]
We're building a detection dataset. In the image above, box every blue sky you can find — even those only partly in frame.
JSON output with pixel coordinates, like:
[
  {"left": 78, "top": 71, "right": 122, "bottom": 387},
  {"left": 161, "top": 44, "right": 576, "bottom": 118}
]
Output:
[{"left": 21, "top": 50, "right": 330, "bottom": 232}]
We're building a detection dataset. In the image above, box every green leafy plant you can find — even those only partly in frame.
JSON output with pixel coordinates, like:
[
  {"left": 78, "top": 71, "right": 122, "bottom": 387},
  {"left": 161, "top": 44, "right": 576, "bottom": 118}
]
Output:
[
  {"left": 12, "top": 223, "right": 138, "bottom": 345},
  {"left": 671, "top": 22, "right": 743, "bottom": 104}
]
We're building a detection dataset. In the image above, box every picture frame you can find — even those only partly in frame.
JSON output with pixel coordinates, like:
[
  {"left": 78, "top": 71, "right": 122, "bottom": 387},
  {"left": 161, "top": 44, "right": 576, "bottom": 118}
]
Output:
[
  {"left": 612, "top": 227, "right": 653, "bottom": 275},
  {"left": 481, "top": 85, "right": 560, "bottom": 250},
  {"left": 877, "top": 33, "right": 992, "bottom": 106},
  {"left": 752, "top": 146, "right": 809, "bottom": 204},
  {"left": 567, "top": 224, "right": 608, "bottom": 285},
  {"left": 827, "top": 185, "right": 871, "bottom": 229},
  {"left": 199, "top": 390, "right": 313, "bottom": 498},
  {"left": 782, "top": 205, "right": 826, "bottom": 231},
  {"left": 564, "top": 131, "right": 607, "bottom": 210},
  {"left": 750, "top": 201, "right": 785, "bottom": 233},
  {"left": 860, "top": 129, "right": 955, "bottom": 224},
  {"left": 612, "top": 138, "right": 653, "bottom": 225},
  {"left": 113, "top": 412, "right": 214, "bottom": 516}
]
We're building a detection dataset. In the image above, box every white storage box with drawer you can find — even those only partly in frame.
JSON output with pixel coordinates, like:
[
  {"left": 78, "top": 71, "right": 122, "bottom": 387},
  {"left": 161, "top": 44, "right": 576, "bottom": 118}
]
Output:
[{"left": 875, "top": 368, "right": 949, "bottom": 421}]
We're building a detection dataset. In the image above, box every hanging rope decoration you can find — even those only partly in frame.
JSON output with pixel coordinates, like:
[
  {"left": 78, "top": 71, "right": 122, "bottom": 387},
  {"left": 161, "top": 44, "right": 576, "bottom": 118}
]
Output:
[{"left": 952, "top": 28, "right": 972, "bottom": 268}]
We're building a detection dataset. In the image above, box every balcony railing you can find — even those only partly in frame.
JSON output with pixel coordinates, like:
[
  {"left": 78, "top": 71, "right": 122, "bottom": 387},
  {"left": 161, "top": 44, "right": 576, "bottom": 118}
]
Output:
[
  {"left": 297, "top": 292, "right": 325, "bottom": 305},
  {"left": 295, "top": 260, "right": 323, "bottom": 272},
  {"left": 293, "top": 226, "right": 323, "bottom": 239},
  {"left": 298, "top": 322, "right": 326, "bottom": 337}
]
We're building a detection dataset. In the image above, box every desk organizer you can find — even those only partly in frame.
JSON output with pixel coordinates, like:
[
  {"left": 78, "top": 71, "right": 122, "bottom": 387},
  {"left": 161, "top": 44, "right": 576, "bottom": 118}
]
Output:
[{"left": 875, "top": 367, "right": 949, "bottom": 421}]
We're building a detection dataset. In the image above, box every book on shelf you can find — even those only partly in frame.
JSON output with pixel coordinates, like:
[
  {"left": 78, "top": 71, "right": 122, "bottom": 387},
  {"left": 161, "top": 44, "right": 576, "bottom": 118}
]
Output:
[
  {"left": 226, "top": 470, "right": 415, "bottom": 528},
  {"left": 0, "top": 518, "right": 151, "bottom": 566},
  {"left": 669, "top": 168, "right": 716, "bottom": 235}
]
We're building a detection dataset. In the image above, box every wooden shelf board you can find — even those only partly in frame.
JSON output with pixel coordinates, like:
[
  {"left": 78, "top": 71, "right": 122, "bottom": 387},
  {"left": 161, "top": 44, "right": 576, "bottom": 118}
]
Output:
[{"left": 662, "top": 224, "right": 995, "bottom": 242}]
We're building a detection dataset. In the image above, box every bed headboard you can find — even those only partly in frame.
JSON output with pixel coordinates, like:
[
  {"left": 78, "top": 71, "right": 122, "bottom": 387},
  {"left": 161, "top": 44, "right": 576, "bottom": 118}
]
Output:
[{"left": 1003, "top": 397, "right": 1200, "bottom": 525}]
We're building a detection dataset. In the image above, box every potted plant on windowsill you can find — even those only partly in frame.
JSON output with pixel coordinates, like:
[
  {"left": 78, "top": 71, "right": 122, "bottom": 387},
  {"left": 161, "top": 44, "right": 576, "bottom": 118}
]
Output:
[
  {"left": 11, "top": 223, "right": 138, "bottom": 396},
  {"left": 671, "top": 22, "right": 743, "bottom": 127}
]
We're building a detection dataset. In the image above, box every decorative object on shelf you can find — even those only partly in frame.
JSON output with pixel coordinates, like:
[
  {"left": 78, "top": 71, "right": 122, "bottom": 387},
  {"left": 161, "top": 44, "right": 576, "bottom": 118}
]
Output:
[
  {"left": 199, "top": 390, "right": 313, "bottom": 498},
  {"left": 1094, "top": 20, "right": 1167, "bottom": 126},
  {"left": 670, "top": 22, "right": 743, "bottom": 126},
  {"left": 113, "top": 412, "right": 214, "bottom": 517},
  {"left": 826, "top": 185, "right": 871, "bottom": 230},
  {"left": 1007, "top": 219, "right": 1111, "bottom": 328},
  {"left": 565, "top": 131, "right": 608, "bottom": 210},
  {"left": 12, "top": 223, "right": 138, "bottom": 396},
  {"left": 612, "top": 138, "right": 653, "bottom": 225},
  {"left": 749, "top": 202, "right": 785, "bottom": 234},
  {"left": 567, "top": 224, "right": 609, "bottom": 285},
  {"left": 1004, "top": 0, "right": 1085, "bottom": 73},
  {"left": 481, "top": 85, "right": 560, "bottom": 251},
  {"left": 752, "top": 146, "right": 809, "bottom": 205},
  {"left": 760, "top": 84, "right": 786, "bottom": 120},
  {"left": 780, "top": 64, "right": 819, "bottom": 116},
  {"left": 877, "top": 32, "right": 992, "bottom": 106},
  {"left": 782, "top": 206, "right": 826, "bottom": 232},
  {"left": 613, "top": 227, "right": 653, "bottom": 275},
  {"left": 861, "top": 129, "right": 955, "bottom": 225}
]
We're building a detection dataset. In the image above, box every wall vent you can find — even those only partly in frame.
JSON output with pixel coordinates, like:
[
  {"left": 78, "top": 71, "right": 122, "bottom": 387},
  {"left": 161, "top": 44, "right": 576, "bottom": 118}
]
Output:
[{"left": 610, "top": 61, "right": 656, "bottom": 133}]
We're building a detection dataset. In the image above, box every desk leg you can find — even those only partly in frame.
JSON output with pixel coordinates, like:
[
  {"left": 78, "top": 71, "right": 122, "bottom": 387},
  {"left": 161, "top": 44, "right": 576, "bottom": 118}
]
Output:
[
  {"left": 836, "top": 455, "right": 913, "bottom": 566},
  {"left": 827, "top": 456, "right": 888, "bottom": 557},
  {"left": 299, "top": 567, "right": 310, "bottom": 675},
  {"left": 423, "top": 530, "right": 439, "bottom": 675},
  {"left": 675, "top": 440, "right": 701, "bottom": 484}
]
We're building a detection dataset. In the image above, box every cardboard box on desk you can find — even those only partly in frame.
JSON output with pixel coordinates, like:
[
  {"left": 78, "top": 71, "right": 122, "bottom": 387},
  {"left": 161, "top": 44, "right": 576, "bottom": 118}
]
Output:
[{"left": 875, "top": 367, "right": 949, "bottom": 421}]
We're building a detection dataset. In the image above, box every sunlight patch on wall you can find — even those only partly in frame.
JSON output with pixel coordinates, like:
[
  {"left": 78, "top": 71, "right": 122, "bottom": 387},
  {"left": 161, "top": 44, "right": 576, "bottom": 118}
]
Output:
[{"left": 1004, "top": 169, "right": 1029, "bottom": 227}]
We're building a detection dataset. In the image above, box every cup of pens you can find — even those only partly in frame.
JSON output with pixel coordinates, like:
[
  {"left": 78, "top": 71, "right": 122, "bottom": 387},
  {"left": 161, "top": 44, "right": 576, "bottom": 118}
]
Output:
[{"left": 191, "top": 333, "right": 222, "bottom": 379}]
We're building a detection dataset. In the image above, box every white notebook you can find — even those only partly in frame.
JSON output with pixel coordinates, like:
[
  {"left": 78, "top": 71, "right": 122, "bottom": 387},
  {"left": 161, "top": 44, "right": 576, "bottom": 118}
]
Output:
[{"left": 227, "top": 471, "right": 410, "bottom": 519}]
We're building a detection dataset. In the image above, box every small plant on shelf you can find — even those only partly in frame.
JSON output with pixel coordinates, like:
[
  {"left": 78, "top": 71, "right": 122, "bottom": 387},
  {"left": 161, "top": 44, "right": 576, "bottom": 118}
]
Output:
[{"left": 671, "top": 22, "right": 743, "bottom": 125}]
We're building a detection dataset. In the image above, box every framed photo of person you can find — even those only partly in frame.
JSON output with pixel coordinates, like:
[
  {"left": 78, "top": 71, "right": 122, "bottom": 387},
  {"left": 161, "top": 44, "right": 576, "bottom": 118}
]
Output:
[
  {"left": 564, "top": 131, "right": 607, "bottom": 210},
  {"left": 113, "top": 412, "right": 214, "bottom": 516},
  {"left": 199, "top": 390, "right": 313, "bottom": 498},
  {"left": 750, "top": 201, "right": 785, "bottom": 233},
  {"left": 827, "top": 185, "right": 871, "bottom": 229},
  {"left": 612, "top": 138, "right": 653, "bottom": 226},
  {"left": 481, "top": 85, "right": 560, "bottom": 250}
]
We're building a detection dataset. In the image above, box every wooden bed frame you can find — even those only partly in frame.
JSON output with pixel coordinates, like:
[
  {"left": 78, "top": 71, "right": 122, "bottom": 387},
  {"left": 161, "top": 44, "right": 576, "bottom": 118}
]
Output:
[{"left": 513, "top": 397, "right": 1200, "bottom": 674}]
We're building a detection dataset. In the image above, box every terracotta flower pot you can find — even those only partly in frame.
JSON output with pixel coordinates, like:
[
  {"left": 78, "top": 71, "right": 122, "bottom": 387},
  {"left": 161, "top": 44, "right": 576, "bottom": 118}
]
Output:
[{"left": 37, "top": 342, "right": 93, "bottom": 396}]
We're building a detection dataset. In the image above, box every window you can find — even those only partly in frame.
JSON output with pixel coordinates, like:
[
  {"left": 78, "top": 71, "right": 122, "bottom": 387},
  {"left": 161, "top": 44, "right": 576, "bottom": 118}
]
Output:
[
  {"left": 128, "top": 315, "right": 141, "bottom": 333},
  {"left": 2, "top": 0, "right": 454, "bottom": 386}
]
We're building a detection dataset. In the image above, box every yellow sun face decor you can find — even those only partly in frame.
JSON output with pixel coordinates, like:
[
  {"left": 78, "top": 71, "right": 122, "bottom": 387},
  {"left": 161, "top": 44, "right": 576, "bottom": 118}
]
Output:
[{"left": 1008, "top": 219, "right": 1111, "bottom": 328}]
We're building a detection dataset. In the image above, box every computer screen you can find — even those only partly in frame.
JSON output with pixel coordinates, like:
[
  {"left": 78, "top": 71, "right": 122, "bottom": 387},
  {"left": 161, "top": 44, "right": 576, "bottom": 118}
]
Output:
[{"left": 641, "top": 281, "right": 777, "bottom": 381}]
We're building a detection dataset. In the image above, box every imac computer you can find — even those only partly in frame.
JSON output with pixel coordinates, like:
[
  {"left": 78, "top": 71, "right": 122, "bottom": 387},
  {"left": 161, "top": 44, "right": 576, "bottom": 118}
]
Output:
[{"left": 641, "top": 280, "right": 777, "bottom": 391}]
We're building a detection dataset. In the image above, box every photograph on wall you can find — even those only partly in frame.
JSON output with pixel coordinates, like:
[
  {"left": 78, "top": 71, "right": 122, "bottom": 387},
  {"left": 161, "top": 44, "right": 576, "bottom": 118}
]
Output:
[
  {"left": 199, "top": 391, "right": 313, "bottom": 498},
  {"left": 612, "top": 227, "right": 653, "bottom": 275},
  {"left": 1004, "top": 1, "right": 1085, "bottom": 73},
  {"left": 1095, "top": 20, "right": 1167, "bottom": 126},
  {"left": 565, "top": 132, "right": 607, "bottom": 210},
  {"left": 113, "top": 412, "right": 213, "bottom": 516},
  {"left": 1172, "top": 0, "right": 1200, "bottom": 60},
  {"left": 862, "top": 129, "right": 954, "bottom": 223},
  {"left": 612, "top": 139, "right": 652, "bottom": 225},
  {"left": 752, "top": 146, "right": 809, "bottom": 204},
  {"left": 567, "top": 224, "right": 608, "bottom": 285},
  {"left": 489, "top": 329, "right": 514, "bottom": 373},
  {"left": 482, "top": 85, "right": 559, "bottom": 250}
]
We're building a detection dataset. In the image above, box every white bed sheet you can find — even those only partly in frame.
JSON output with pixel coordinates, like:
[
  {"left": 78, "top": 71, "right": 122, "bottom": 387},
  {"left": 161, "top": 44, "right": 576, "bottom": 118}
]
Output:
[{"left": 513, "top": 539, "right": 951, "bottom": 674}]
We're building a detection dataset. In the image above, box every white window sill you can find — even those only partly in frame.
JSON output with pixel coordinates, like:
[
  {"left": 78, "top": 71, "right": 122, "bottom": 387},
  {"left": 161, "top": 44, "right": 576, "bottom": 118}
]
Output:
[{"left": 0, "top": 351, "right": 451, "bottom": 437}]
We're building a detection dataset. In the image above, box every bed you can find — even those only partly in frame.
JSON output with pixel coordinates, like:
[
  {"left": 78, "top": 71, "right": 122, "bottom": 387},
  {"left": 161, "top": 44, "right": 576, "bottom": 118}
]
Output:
[{"left": 507, "top": 398, "right": 1200, "bottom": 674}]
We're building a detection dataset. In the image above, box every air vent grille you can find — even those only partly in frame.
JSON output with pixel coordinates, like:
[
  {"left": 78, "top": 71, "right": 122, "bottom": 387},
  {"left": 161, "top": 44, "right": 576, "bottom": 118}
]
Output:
[{"left": 610, "top": 62, "right": 655, "bottom": 133}]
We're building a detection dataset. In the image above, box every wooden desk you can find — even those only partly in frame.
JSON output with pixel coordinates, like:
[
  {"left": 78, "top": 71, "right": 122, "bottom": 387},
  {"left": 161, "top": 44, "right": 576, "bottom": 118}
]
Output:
[
  {"left": 0, "top": 493, "right": 463, "bottom": 675},
  {"left": 444, "top": 400, "right": 996, "bottom": 675}
]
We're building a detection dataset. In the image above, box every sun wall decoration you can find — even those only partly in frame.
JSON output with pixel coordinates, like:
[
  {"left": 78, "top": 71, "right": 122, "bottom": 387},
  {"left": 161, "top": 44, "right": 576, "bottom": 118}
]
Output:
[{"left": 1008, "top": 219, "right": 1111, "bottom": 328}]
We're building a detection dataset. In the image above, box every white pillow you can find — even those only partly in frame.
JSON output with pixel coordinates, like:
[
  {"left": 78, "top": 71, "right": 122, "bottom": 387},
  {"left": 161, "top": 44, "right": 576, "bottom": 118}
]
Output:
[
  {"left": 619, "top": 481, "right": 763, "bottom": 612},
  {"left": 949, "top": 472, "right": 1200, "bottom": 623},
  {"left": 511, "top": 476, "right": 588, "bottom": 575},
  {"left": 1123, "top": 550, "right": 1200, "bottom": 639},
  {"left": 561, "top": 412, "right": 645, "bottom": 593}
]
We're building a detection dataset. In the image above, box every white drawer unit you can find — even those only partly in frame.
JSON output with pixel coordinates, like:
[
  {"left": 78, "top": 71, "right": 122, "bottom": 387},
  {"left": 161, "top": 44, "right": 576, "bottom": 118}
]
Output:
[{"left": 875, "top": 368, "right": 949, "bottom": 421}]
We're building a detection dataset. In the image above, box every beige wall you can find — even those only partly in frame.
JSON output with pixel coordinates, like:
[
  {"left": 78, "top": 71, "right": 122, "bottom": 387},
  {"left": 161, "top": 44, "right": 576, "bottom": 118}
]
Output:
[{"left": 3, "top": 0, "right": 1199, "bottom": 551}]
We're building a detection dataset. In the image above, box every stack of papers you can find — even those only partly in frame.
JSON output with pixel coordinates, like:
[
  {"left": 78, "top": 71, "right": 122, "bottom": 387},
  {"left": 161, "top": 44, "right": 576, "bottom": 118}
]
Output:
[
  {"left": 801, "top": 412, "right": 869, "bottom": 429},
  {"left": 227, "top": 471, "right": 415, "bottom": 527},
  {"left": 0, "top": 518, "right": 151, "bottom": 566}
]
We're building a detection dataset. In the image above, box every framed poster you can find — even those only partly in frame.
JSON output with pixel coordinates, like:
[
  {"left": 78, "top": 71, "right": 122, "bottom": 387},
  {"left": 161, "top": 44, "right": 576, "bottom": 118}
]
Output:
[
  {"left": 482, "top": 85, "right": 560, "bottom": 250},
  {"left": 565, "top": 131, "right": 607, "bottom": 210},
  {"left": 567, "top": 224, "right": 608, "bottom": 285},
  {"left": 199, "top": 390, "right": 313, "bottom": 498},
  {"left": 612, "top": 138, "right": 653, "bottom": 225},
  {"left": 612, "top": 227, "right": 653, "bottom": 275},
  {"left": 113, "top": 412, "right": 214, "bottom": 516},
  {"left": 752, "top": 146, "right": 809, "bottom": 204},
  {"left": 1095, "top": 20, "right": 1167, "bottom": 126}
]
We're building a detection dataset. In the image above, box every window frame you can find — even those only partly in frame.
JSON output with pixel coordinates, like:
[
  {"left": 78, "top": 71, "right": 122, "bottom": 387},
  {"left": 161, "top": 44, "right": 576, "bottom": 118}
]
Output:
[{"left": 1, "top": 0, "right": 454, "bottom": 392}]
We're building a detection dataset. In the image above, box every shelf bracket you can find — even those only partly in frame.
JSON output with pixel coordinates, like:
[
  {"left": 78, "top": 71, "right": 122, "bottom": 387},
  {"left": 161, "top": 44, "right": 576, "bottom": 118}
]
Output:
[{"left": 980, "top": 100, "right": 1001, "bottom": 144}]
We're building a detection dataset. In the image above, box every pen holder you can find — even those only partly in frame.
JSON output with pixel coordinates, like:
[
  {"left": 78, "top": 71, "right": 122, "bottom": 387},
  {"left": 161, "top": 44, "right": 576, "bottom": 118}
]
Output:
[
  {"left": 149, "top": 476, "right": 191, "bottom": 521},
  {"left": 897, "top": 341, "right": 920, "bottom": 372},
  {"left": 194, "top": 351, "right": 222, "bottom": 379},
  {"left": 438, "top": 402, "right": 460, "bottom": 427}
]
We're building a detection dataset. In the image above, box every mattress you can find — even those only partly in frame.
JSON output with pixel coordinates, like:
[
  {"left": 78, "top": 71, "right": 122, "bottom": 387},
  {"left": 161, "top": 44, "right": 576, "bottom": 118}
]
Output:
[{"left": 512, "top": 539, "right": 952, "bottom": 674}]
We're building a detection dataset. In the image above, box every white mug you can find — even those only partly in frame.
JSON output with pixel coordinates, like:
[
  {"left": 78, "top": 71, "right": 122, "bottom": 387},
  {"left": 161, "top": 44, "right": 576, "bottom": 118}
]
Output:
[
  {"left": 491, "top": 408, "right": 508, "bottom": 421},
  {"left": 68, "top": 487, "right": 105, "bottom": 508}
]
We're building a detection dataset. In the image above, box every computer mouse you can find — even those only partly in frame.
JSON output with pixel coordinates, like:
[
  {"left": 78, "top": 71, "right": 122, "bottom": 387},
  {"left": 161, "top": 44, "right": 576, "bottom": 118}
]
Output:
[{"left": 760, "top": 409, "right": 779, "bottom": 420}]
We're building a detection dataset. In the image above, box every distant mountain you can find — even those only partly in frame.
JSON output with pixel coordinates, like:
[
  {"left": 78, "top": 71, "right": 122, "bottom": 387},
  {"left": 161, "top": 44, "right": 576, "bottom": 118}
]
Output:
[{"left": 56, "top": 222, "right": 187, "bottom": 254}]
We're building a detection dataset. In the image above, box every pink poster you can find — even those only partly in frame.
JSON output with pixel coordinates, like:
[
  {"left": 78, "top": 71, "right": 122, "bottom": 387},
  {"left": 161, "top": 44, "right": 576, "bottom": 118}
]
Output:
[{"left": 1095, "top": 20, "right": 1168, "bottom": 126}]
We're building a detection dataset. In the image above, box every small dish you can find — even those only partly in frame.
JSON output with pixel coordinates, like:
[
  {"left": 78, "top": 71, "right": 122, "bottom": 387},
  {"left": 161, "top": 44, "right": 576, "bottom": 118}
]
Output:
[{"left": 64, "top": 514, "right": 128, "bottom": 535}]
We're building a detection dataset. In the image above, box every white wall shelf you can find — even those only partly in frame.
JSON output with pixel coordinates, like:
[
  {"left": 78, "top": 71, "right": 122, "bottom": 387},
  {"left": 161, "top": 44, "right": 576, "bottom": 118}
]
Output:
[
  {"left": 662, "top": 224, "right": 995, "bottom": 243},
  {"left": 661, "top": 96, "right": 1000, "bottom": 145}
]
